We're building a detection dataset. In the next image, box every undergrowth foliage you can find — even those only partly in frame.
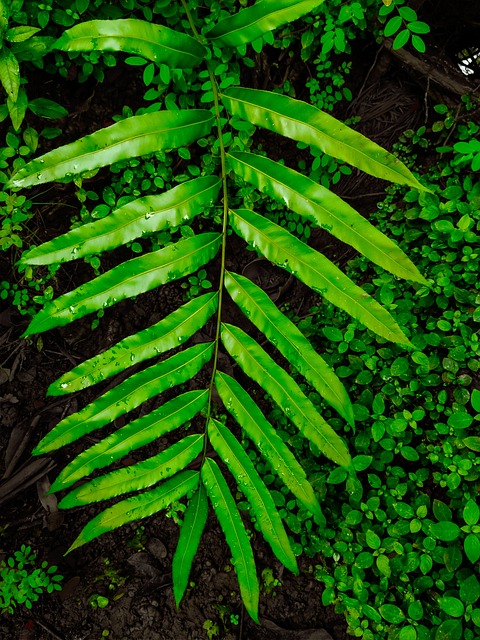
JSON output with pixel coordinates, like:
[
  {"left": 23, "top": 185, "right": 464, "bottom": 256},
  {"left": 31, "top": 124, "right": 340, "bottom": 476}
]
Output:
[{"left": 7, "top": 0, "right": 429, "bottom": 620}]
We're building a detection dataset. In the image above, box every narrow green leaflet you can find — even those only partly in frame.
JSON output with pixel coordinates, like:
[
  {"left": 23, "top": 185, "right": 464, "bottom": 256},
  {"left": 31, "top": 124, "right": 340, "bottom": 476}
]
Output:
[
  {"left": 67, "top": 470, "right": 199, "bottom": 552},
  {"left": 222, "top": 88, "right": 427, "bottom": 191},
  {"left": 24, "top": 233, "right": 222, "bottom": 336},
  {"left": 172, "top": 484, "right": 209, "bottom": 607},
  {"left": 55, "top": 19, "right": 207, "bottom": 68},
  {"left": 201, "top": 458, "right": 259, "bottom": 623},
  {"left": 221, "top": 323, "right": 351, "bottom": 468},
  {"left": 224, "top": 271, "right": 353, "bottom": 424},
  {"left": 0, "top": 44, "right": 20, "bottom": 102},
  {"left": 34, "top": 342, "right": 214, "bottom": 454},
  {"left": 230, "top": 209, "right": 411, "bottom": 346},
  {"left": 208, "top": 418, "right": 298, "bottom": 574},
  {"left": 206, "top": 0, "right": 325, "bottom": 47},
  {"left": 50, "top": 390, "right": 208, "bottom": 491},
  {"left": 7, "top": 86, "right": 28, "bottom": 131},
  {"left": 8, "top": 110, "right": 214, "bottom": 188},
  {"left": 21, "top": 177, "right": 221, "bottom": 266},
  {"left": 49, "top": 293, "right": 218, "bottom": 395},
  {"left": 228, "top": 152, "right": 427, "bottom": 284},
  {"left": 215, "top": 371, "right": 322, "bottom": 517},
  {"left": 59, "top": 434, "right": 204, "bottom": 506}
]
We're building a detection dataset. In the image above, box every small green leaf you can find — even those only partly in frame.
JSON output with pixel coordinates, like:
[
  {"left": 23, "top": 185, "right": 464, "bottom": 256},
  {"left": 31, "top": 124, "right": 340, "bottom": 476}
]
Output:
[
  {"left": 438, "top": 596, "right": 464, "bottom": 617},
  {"left": 465, "top": 534, "right": 480, "bottom": 564},
  {"left": 434, "top": 619, "right": 463, "bottom": 640},
  {"left": 392, "top": 29, "right": 410, "bottom": 49},
  {"left": 460, "top": 574, "right": 480, "bottom": 605},
  {"left": 430, "top": 521, "right": 460, "bottom": 542},
  {"left": 0, "top": 44, "right": 20, "bottom": 102},
  {"left": 379, "top": 604, "right": 406, "bottom": 623},
  {"left": 27, "top": 98, "right": 68, "bottom": 119},
  {"left": 366, "top": 530, "right": 381, "bottom": 550},
  {"left": 463, "top": 499, "right": 479, "bottom": 526}
]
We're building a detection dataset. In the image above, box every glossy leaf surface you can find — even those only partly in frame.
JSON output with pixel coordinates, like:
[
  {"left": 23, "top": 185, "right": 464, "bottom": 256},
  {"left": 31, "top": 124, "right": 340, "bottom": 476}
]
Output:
[
  {"left": 51, "top": 390, "right": 208, "bottom": 491},
  {"left": 25, "top": 233, "right": 222, "bottom": 336},
  {"left": 201, "top": 458, "right": 259, "bottom": 623},
  {"left": 230, "top": 209, "right": 411, "bottom": 346},
  {"left": 8, "top": 110, "right": 214, "bottom": 188},
  {"left": 49, "top": 293, "right": 218, "bottom": 395},
  {"left": 208, "top": 418, "right": 298, "bottom": 574},
  {"left": 228, "top": 151, "right": 427, "bottom": 284},
  {"left": 206, "top": 0, "right": 325, "bottom": 47},
  {"left": 172, "top": 484, "right": 209, "bottom": 606},
  {"left": 215, "top": 371, "right": 322, "bottom": 517},
  {"left": 22, "top": 177, "right": 221, "bottom": 266},
  {"left": 222, "top": 88, "right": 427, "bottom": 191},
  {"left": 67, "top": 470, "right": 199, "bottom": 552},
  {"left": 34, "top": 343, "right": 214, "bottom": 454},
  {"left": 221, "top": 323, "right": 351, "bottom": 468},
  {"left": 225, "top": 270, "right": 353, "bottom": 424},
  {"left": 59, "top": 434, "right": 204, "bottom": 506},
  {"left": 55, "top": 19, "right": 207, "bottom": 68}
]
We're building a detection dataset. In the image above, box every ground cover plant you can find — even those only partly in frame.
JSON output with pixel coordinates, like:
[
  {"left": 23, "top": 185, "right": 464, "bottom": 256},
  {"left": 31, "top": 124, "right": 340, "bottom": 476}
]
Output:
[{"left": 4, "top": 0, "right": 431, "bottom": 625}]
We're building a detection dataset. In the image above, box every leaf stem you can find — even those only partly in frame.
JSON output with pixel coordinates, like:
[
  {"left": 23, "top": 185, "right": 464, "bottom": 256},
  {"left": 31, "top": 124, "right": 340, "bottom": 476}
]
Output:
[{"left": 181, "top": 0, "right": 230, "bottom": 449}]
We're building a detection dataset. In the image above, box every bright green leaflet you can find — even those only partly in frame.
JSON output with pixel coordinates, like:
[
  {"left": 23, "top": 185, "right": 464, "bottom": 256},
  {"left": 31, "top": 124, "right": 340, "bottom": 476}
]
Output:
[
  {"left": 51, "top": 390, "right": 208, "bottom": 492},
  {"left": 34, "top": 343, "right": 214, "bottom": 454},
  {"left": 222, "top": 87, "right": 428, "bottom": 191},
  {"left": 172, "top": 484, "right": 209, "bottom": 607},
  {"left": 21, "top": 177, "right": 221, "bottom": 266},
  {"left": 205, "top": 0, "right": 325, "bottom": 47},
  {"left": 230, "top": 208, "right": 412, "bottom": 346},
  {"left": 201, "top": 458, "right": 259, "bottom": 623},
  {"left": 67, "top": 470, "right": 200, "bottom": 552},
  {"left": 221, "top": 323, "right": 351, "bottom": 468},
  {"left": 59, "top": 434, "right": 204, "bottom": 505},
  {"left": 224, "top": 270, "right": 353, "bottom": 424},
  {"left": 24, "top": 233, "right": 222, "bottom": 336},
  {"left": 227, "top": 151, "right": 427, "bottom": 284},
  {"left": 208, "top": 418, "right": 298, "bottom": 574},
  {"left": 8, "top": 110, "right": 214, "bottom": 188},
  {"left": 49, "top": 293, "right": 218, "bottom": 395},
  {"left": 54, "top": 19, "right": 207, "bottom": 68},
  {"left": 215, "top": 371, "right": 322, "bottom": 518}
]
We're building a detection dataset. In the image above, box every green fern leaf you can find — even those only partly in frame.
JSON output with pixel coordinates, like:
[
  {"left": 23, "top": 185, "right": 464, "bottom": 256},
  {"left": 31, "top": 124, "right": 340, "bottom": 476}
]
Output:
[
  {"left": 67, "top": 470, "right": 199, "bottom": 552},
  {"left": 230, "top": 209, "right": 412, "bottom": 346},
  {"left": 208, "top": 418, "right": 298, "bottom": 574},
  {"left": 54, "top": 19, "right": 207, "bottom": 68},
  {"left": 221, "top": 323, "right": 351, "bottom": 468},
  {"left": 222, "top": 88, "right": 428, "bottom": 191},
  {"left": 172, "top": 484, "right": 209, "bottom": 607},
  {"left": 224, "top": 270, "right": 353, "bottom": 425},
  {"left": 49, "top": 293, "right": 218, "bottom": 395},
  {"left": 21, "top": 177, "right": 221, "bottom": 266},
  {"left": 206, "top": 0, "right": 325, "bottom": 47},
  {"left": 24, "top": 233, "right": 221, "bottom": 336},
  {"left": 50, "top": 390, "right": 208, "bottom": 491},
  {"left": 59, "top": 434, "right": 204, "bottom": 505},
  {"left": 228, "top": 152, "right": 427, "bottom": 284},
  {"left": 34, "top": 343, "right": 214, "bottom": 454},
  {"left": 201, "top": 458, "right": 259, "bottom": 623},
  {"left": 8, "top": 110, "right": 214, "bottom": 188},
  {"left": 215, "top": 372, "right": 323, "bottom": 518}
]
